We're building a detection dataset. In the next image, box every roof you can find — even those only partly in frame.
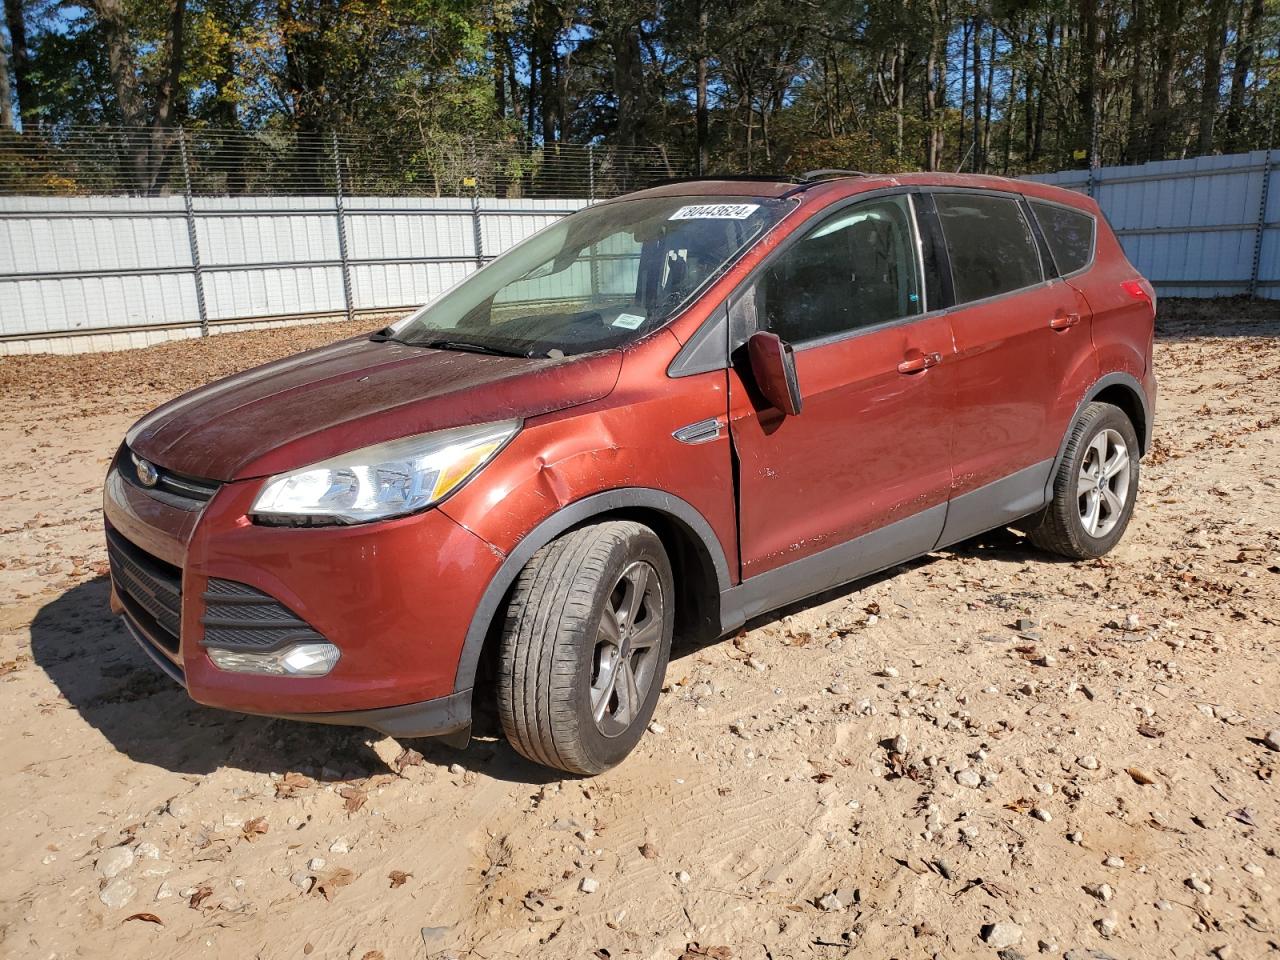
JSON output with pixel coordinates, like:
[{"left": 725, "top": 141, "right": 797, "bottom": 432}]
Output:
[{"left": 620, "top": 170, "right": 1095, "bottom": 212}]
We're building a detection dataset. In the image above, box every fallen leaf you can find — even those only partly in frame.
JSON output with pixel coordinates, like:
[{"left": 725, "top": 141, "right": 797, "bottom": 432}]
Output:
[
  {"left": 241, "top": 817, "right": 268, "bottom": 841},
  {"left": 680, "top": 946, "right": 732, "bottom": 960},
  {"left": 361, "top": 953, "right": 385, "bottom": 960},
  {"left": 338, "top": 786, "right": 368, "bottom": 814},
  {"left": 188, "top": 885, "right": 213, "bottom": 910},
  {"left": 275, "top": 772, "right": 315, "bottom": 799},
  {"left": 388, "top": 870, "right": 411, "bottom": 888},
  {"left": 392, "top": 747, "right": 425, "bottom": 774},
  {"left": 639, "top": 842, "right": 659, "bottom": 860},
  {"left": 314, "top": 867, "right": 355, "bottom": 901},
  {"left": 122, "top": 912, "right": 164, "bottom": 926},
  {"left": 1126, "top": 767, "right": 1157, "bottom": 786}
]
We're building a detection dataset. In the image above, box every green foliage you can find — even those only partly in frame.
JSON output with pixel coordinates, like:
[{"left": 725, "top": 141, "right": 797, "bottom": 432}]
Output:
[{"left": 2, "top": 0, "right": 1278, "bottom": 183}]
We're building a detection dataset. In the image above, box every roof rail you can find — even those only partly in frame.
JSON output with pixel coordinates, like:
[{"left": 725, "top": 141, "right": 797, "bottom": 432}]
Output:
[
  {"left": 649, "top": 173, "right": 804, "bottom": 187},
  {"left": 799, "top": 169, "right": 872, "bottom": 181}
]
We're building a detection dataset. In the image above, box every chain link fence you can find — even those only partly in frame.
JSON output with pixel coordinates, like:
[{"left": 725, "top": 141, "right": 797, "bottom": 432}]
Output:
[
  {"left": 0, "top": 126, "right": 686, "bottom": 199},
  {"left": 0, "top": 125, "right": 693, "bottom": 352}
]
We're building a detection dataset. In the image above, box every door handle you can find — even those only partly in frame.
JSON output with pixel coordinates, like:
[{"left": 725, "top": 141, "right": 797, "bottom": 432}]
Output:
[
  {"left": 898, "top": 352, "right": 942, "bottom": 374},
  {"left": 1049, "top": 312, "right": 1081, "bottom": 330}
]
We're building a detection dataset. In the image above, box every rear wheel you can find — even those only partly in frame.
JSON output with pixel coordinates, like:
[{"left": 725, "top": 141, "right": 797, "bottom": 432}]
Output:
[
  {"left": 496, "top": 520, "right": 674, "bottom": 775},
  {"left": 1028, "top": 402, "right": 1140, "bottom": 559}
]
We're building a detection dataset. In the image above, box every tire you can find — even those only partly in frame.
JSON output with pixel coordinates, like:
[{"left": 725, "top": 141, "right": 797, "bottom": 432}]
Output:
[
  {"left": 1027, "top": 401, "right": 1141, "bottom": 560},
  {"left": 496, "top": 520, "right": 674, "bottom": 775}
]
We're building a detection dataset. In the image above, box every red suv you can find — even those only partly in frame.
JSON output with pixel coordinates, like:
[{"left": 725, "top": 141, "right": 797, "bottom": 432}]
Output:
[{"left": 105, "top": 172, "right": 1156, "bottom": 774}]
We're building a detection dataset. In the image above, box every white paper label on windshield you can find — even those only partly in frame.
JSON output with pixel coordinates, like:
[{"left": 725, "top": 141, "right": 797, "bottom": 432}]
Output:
[
  {"left": 670, "top": 203, "right": 760, "bottom": 221},
  {"left": 612, "top": 312, "right": 646, "bottom": 329}
]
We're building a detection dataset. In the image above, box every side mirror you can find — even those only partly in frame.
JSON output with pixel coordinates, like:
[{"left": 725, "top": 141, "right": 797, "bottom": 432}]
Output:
[{"left": 746, "top": 331, "right": 803, "bottom": 416}]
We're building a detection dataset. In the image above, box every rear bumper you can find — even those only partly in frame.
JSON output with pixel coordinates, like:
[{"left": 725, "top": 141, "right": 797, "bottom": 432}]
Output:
[{"left": 103, "top": 458, "right": 501, "bottom": 735}]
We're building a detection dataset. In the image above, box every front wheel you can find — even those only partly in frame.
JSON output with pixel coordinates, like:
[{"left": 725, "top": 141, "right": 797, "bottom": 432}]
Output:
[
  {"left": 1027, "top": 401, "right": 1141, "bottom": 559},
  {"left": 496, "top": 520, "right": 674, "bottom": 775}
]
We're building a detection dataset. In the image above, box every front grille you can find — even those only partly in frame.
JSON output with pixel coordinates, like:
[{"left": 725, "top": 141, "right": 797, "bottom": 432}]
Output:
[
  {"left": 201, "top": 578, "right": 325, "bottom": 652},
  {"left": 106, "top": 530, "right": 182, "bottom": 655},
  {"left": 118, "top": 446, "right": 221, "bottom": 510}
]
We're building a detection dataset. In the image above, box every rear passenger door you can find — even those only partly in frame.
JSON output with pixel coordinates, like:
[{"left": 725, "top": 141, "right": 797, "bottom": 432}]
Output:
[{"left": 929, "top": 190, "right": 1097, "bottom": 547}]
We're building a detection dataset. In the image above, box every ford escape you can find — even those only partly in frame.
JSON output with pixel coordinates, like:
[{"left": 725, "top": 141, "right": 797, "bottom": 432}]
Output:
[{"left": 104, "top": 171, "right": 1156, "bottom": 774}]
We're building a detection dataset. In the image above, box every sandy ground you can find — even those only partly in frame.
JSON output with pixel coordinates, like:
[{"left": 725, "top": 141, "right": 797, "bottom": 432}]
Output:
[{"left": 0, "top": 300, "right": 1277, "bottom": 960}]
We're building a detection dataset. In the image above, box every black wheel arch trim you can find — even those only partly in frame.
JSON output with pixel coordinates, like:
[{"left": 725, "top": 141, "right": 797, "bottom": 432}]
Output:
[
  {"left": 1049, "top": 372, "right": 1153, "bottom": 499},
  {"left": 452, "top": 488, "right": 733, "bottom": 696}
]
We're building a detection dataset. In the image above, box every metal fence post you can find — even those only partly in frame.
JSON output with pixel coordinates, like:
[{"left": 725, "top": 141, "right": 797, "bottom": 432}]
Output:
[
  {"left": 587, "top": 144, "right": 596, "bottom": 202},
  {"left": 331, "top": 132, "right": 355, "bottom": 323},
  {"left": 1086, "top": 105, "right": 1100, "bottom": 199},
  {"left": 470, "top": 182, "right": 485, "bottom": 269},
  {"left": 1249, "top": 148, "right": 1272, "bottom": 299},
  {"left": 177, "top": 130, "right": 209, "bottom": 337}
]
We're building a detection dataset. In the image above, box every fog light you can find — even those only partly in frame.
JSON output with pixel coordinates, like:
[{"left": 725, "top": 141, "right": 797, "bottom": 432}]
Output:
[{"left": 206, "top": 642, "right": 340, "bottom": 677}]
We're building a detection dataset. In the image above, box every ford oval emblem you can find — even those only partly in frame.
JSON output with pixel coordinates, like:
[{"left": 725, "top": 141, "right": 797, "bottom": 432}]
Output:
[{"left": 134, "top": 457, "right": 159, "bottom": 488}]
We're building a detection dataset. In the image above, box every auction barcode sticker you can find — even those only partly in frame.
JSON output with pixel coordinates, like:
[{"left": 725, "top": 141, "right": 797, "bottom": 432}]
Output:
[{"left": 670, "top": 203, "right": 760, "bottom": 220}]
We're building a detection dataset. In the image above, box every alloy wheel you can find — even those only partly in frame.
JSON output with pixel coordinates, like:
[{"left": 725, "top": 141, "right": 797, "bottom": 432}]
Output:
[
  {"left": 590, "top": 560, "right": 664, "bottom": 737},
  {"left": 1077, "top": 427, "right": 1131, "bottom": 538}
]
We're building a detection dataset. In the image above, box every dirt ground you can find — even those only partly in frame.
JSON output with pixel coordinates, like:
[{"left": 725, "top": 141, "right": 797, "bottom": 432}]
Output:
[{"left": 0, "top": 299, "right": 1277, "bottom": 960}]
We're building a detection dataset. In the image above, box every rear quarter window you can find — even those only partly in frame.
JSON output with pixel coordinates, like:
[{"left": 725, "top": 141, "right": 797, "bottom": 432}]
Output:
[
  {"left": 1030, "top": 200, "right": 1096, "bottom": 275},
  {"left": 934, "top": 193, "right": 1043, "bottom": 303}
]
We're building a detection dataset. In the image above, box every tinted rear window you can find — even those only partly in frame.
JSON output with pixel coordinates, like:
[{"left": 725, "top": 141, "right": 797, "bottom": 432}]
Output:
[
  {"left": 935, "top": 193, "right": 1043, "bottom": 303},
  {"left": 1031, "top": 200, "right": 1096, "bottom": 275}
]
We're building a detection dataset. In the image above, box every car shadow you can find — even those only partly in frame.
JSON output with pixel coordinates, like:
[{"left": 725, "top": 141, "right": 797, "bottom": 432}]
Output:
[
  {"left": 674, "top": 524, "right": 1065, "bottom": 651},
  {"left": 34, "top": 530, "right": 1059, "bottom": 784},
  {"left": 28, "top": 576, "right": 560, "bottom": 785}
]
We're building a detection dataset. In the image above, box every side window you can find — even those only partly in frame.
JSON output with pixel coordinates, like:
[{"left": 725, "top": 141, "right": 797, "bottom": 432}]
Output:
[
  {"left": 757, "top": 195, "right": 922, "bottom": 343},
  {"left": 934, "top": 193, "right": 1043, "bottom": 303},
  {"left": 1030, "top": 200, "right": 1095, "bottom": 275}
]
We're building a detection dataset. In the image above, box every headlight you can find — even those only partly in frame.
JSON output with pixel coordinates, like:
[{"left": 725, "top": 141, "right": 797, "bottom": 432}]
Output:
[{"left": 251, "top": 419, "right": 520, "bottom": 525}]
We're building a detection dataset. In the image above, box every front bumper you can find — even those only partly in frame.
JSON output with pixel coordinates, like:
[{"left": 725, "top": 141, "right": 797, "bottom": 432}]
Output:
[{"left": 103, "top": 458, "right": 502, "bottom": 737}]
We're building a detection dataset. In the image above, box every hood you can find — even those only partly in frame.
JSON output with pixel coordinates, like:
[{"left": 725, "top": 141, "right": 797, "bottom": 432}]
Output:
[{"left": 126, "top": 337, "right": 623, "bottom": 482}]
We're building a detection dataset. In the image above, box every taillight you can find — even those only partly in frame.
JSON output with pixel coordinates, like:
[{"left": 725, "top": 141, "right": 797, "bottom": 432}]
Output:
[{"left": 1122, "top": 279, "right": 1152, "bottom": 305}]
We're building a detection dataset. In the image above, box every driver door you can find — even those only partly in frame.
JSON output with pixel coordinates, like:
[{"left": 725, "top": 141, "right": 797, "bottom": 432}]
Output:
[{"left": 727, "top": 192, "right": 956, "bottom": 596}]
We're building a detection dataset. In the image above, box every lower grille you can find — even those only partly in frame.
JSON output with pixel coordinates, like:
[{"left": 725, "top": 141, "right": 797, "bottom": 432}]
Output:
[
  {"left": 106, "top": 530, "right": 182, "bottom": 656},
  {"left": 201, "top": 578, "right": 325, "bottom": 652}
]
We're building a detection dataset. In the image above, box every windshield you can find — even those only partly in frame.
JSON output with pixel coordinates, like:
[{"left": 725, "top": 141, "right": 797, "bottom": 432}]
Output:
[{"left": 387, "top": 195, "right": 792, "bottom": 357}]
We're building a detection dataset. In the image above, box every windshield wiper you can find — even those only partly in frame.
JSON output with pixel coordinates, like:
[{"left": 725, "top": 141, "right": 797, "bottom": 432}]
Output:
[{"left": 416, "top": 338, "right": 531, "bottom": 358}]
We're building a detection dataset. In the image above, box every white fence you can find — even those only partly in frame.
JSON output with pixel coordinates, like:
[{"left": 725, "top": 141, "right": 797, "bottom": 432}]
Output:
[
  {"left": 4, "top": 150, "right": 1279, "bottom": 354},
  {"left": 1025, "top": 150, "right": 1278, "bottom": 300},
  {"left": 0, "top": 196, "right": 587, "bottom": 354}
]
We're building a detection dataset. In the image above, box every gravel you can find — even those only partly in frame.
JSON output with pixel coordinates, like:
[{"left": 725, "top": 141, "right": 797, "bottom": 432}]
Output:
[
  {"left": 98, "top": 877, "right": 137, "bottom": 909},
  {"left": 981, "top": 922, "right": 1024, "bottom": 949},
  {"left": 95, "top": 846, "right": 135, "bottom": 879}
]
